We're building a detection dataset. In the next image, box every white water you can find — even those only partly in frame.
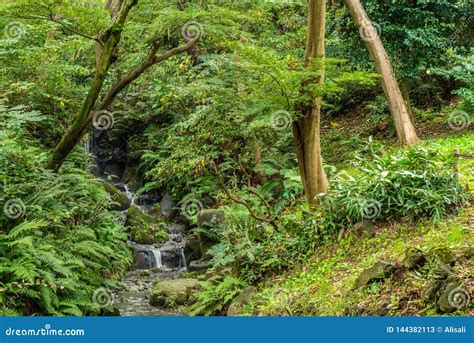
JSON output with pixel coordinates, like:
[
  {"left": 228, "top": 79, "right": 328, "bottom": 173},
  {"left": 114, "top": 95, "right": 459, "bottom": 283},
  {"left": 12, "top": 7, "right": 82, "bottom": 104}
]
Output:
[
  {"left": 179, "top": 247, "right": 187, "bottom": 269},
  {"left": 152, "top": 249, "right": 163, "bottom": 268},
  {"left": 123, "top": 185, "right": 137, "bottom": 206}
]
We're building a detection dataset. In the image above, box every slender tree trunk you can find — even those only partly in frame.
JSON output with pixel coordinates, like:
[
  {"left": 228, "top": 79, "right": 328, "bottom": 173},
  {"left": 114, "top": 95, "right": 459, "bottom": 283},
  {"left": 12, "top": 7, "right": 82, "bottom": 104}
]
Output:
[
  {"left": 252, "top": 134, "right": 267, "bottom": 185},
  {"left": 343, "top": 0, "right": 419, "bottom": 146},
  {"left": 46, "top": 0, "right": 138, "bottom": 172},
  {"left": 401, "top": 77, "right": 415, "bottom": 124},
  {"left": 293, "top": 0, "right": 328, "bottom": 205}
]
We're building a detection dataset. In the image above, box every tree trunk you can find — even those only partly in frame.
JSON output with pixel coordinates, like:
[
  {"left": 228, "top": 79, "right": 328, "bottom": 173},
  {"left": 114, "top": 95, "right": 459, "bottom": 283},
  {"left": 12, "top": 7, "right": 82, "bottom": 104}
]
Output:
[
  {"left": 46, "top": 0, "right": 138, "bottom": 172},
  {"left": 401, "top": 77, "right": 415, "bottom": 124},
  {"left": 252, "top": 135, "right": 267, "bottom": 185},
  {"left": 293, "top": 0, "right": 329, "bottom": 205},
  {"left": 343, "top": 0, "right": 419, "bottom": 146}
]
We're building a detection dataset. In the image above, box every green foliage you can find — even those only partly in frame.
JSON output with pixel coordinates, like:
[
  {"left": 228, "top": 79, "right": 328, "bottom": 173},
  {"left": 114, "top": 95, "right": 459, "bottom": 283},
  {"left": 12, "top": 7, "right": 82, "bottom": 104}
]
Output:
[
  {"left": 186, "top": 276, "right": 247, "bottom": 316},
  {"left": 320, "top": 146, "right": 469, "bottom": 229},
  {"left": 0, "top": 106, "right": 131, "bottom": 316}
]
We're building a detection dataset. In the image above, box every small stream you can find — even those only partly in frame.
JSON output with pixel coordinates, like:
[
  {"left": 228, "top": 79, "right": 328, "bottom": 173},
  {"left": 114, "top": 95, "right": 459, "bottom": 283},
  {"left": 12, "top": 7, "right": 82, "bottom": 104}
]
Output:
[{"left": 86, "top": 130, "right": 190, "bottom": 316}]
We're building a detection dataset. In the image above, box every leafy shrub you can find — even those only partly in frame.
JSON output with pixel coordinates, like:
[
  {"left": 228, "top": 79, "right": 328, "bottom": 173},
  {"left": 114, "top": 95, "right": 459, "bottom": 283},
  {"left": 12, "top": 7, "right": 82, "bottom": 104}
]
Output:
[
  {"left": 186, "top": 276, "right": 247, "bottom": 316},
  {"left": 319, "top": 146, "right": 469, "bottom": 228},
  {"left": 0, "top": 106, "right": 131, "bottom": 315}
]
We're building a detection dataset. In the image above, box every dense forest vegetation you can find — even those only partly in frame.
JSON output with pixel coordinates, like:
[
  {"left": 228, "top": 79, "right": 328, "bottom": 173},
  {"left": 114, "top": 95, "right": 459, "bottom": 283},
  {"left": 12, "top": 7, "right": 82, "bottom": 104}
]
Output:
[{"left": 0, "top": 0, "right": 472, "bottom": 317}]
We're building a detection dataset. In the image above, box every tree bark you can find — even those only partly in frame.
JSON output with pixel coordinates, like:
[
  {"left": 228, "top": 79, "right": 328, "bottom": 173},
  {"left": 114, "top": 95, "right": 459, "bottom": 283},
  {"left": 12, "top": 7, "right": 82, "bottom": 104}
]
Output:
[
  {"left": 293, "top": 0, "right": 329, "bottom": 205},
  {"left": 401, "top": 77, "right": 415, "bottom": 124},
  {"left": 343, "top": 0, "right": 419, "bottom": 146}
]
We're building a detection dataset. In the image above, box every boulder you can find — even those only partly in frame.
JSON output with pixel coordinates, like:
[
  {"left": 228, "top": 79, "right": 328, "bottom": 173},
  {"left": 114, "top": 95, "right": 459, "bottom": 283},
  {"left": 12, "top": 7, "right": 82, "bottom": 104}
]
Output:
[
  {"left": 197, "top": 209, "right": 225, "bottom": 228},
  {"left": 403, "top": 247, "right": 426, "bottom": 269},
  {"left": 354, "top": 261, "right": 396, "bottom": 288},
  {"left": 189, "top": 260, "right": 209, "bottom": 273},
  {"left": 227, "top": 286, "right": 256, "bottom": 316},
  {"left": 126, "top": 205, "right": 168, "bottom": 244},
  {"left": 103, "top": 181, "right": 131, "bottom": 211},
  {"left": 132, "top": 248, "right": 155, "bottom": 270},
  {"left": 150, "top": 278, "right": 199, "bottom": 308}
]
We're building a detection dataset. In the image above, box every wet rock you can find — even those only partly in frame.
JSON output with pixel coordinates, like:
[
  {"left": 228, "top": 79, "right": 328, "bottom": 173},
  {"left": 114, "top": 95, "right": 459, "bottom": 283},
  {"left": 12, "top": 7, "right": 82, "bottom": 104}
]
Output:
[
  {"left": 354, "top": 261, "right": 396, "bottom": 288},
  {"left": 227, "top": 286, "right": 256, "bottom": 316},
  {"left": 132, "top": 248, "right": 155, "bottom": 270},
  {"left": 150, "top": 278, "right": 199, "bottom": 308},
  {"left": 403, "top": 248, "right": 426, "bottom": 269},
  {"left": 189, "top": 260, "right": 209, "bottom": 273},
  {"left": 103, "top": 181, "right": 131, "bottom": 211},
  {"left": 198, "top": 209, "right": 225, "bottom": 228},
  {"left": 126, "top": 205, "right": 168, "bottom": 245}
]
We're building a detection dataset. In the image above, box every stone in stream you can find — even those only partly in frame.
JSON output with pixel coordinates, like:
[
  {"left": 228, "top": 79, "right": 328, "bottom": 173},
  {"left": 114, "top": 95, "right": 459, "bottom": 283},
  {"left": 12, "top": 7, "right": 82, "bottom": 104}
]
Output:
[
  {"left": 150, "top": 278, "right": 200, "bottom": 308},
  {"left": 126, "top": 205, "right": 169, "bottom": 245}
]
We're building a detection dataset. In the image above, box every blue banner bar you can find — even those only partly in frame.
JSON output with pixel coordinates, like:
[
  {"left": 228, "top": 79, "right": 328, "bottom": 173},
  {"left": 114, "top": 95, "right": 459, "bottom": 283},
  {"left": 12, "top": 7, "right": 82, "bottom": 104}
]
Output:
[{"left": 0, "top": 317, "right": 472, "bottom": 343}]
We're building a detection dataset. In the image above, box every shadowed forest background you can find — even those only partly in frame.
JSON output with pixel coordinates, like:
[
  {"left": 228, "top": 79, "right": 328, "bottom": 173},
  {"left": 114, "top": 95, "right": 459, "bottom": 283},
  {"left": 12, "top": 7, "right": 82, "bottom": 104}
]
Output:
[{"left": 0, "top": 0, "right": 472, "bottom": 317}]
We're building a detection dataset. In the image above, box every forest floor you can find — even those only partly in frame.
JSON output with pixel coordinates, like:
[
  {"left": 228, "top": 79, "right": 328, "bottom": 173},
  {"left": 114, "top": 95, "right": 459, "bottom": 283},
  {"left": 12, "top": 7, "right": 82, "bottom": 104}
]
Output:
[{"left": 244, "top": 121, "right": 473, "bottom": 316}]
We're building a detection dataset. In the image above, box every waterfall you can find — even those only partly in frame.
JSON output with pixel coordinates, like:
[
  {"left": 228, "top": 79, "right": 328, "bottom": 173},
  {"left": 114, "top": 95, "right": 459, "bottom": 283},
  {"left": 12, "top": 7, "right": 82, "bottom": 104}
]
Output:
[
  {"left": 123, "top": 185, "right": 137, "bottom": 206},
  {"left": 152, "top": 249, "right": 162, "bottom": 268},
  {"left": 179, "top": 247, "right": 187, "bottom": 269}
]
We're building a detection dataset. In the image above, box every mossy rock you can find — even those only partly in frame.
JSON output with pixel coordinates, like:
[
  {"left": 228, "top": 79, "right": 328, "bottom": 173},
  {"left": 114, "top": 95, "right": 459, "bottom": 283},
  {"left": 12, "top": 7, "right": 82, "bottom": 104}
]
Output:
[
  {"left": 227, "top": 286, "right": 256, "bottom": 316},
  {"left": 428, "top": 246, "right": 455, "bottom": 266},
  {"left": 437, "top": 276, "right": 468, "bottom": 313},
  {"left": 150, "top": 278, "right": 200, "bottom": 308},
  {"left": 126, "top": 205, "right": 168, "bottom": 244},
  {"left": 354, "top": 261, "right": 396, "bottom": 288},
  {"left": 103, "top": 181, "right": 131, "bottom": 211},
  {"left": 403, "top": 247, "right": 426, "bottom": 269}
]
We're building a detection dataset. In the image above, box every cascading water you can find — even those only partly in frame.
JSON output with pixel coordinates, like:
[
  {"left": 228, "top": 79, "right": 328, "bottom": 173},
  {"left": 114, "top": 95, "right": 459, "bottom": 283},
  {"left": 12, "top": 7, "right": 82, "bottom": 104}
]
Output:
[
  {"left": 179, "top": 247, "right": 187, "bottom": 269},
  {"left": 152, "top": 249, "right": 163, "bottom": 268},
  {"left": 123, "top": 184, "right": 137, "bottom": 206}
]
